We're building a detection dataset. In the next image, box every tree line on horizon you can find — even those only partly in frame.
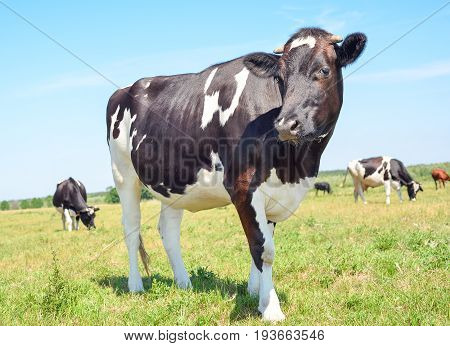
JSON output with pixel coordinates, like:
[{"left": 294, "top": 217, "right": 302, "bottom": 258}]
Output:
[
  {"left": 0, "top": 187, "right": 153, "bottom": 211},
  {"left": 1, "top": 162, "right": 447, "bottom": 211}
]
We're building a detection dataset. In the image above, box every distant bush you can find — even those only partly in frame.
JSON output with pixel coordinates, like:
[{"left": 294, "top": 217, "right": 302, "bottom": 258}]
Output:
[
  {"left": 0, "top": 200, "right": 10, "bottom": 211},
  {"left": 141, "top": 188, "right": 153, "bottom": 200},
  {"left": 20, "top": 200, "right": 30, "bottom": 209},
  {"left": 105, "top": 187, "right": 120, "bottom": 204},
  {"left": 43, "top": 195, "right": 53, "bottom": 207},
  {"left": 104, "top": 186, "right": 153, "bottom": 203},
  {"left": 9, "top": 201, "right": 19, "bottom": 210},
  {"left": 408, "top": 162, "right": 450, "bottom": 182},
  {"left": 30, "top": 198, "right": 44, "bottom": 209}
]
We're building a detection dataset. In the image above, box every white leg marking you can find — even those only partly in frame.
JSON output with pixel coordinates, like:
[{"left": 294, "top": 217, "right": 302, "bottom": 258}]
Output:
[
  {"left": 384, "top": 180, "right": 391, "bottom": 205},
  {"left": 113, "top": 163, "right": 144, "bottom": 292},
  {"left": 247, "top": 258, "right": 260, "bottom": 296},
  {"left": 397, "top": 187, "right": 403, "bottom": 202},
  {"left": 158, "top": 205, "right": 191, "bottom": 289},
  {"left": 252, "top": 190, "right": 285, "bottom": 322},
  {"left": 71, "top": 216, "right": 77, "bottom": 230},
  {"left": 392, "top": 181, "right": 403, "bottom": 202},
  {"left": 63, "top": 209, "right": 73, "bottom": 231},
  {"left": 353, "top": 180, "right": 366, "bottom": 204}
]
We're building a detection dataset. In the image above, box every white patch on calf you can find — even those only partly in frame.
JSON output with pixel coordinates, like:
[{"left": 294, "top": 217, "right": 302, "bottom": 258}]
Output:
[
  {"left": 201, "top": 68, "right": 249, "bottom": 129},
  {"left": 413, "top": 181, "right": 421, "bottom": 194},
  {"left": 201, "top": 91, "right": 220, "bottom": 129},
  {"left": 260, "top": 169, "right": 315, "bottom": 222},
  {"left": 289, "top": 36, "right": 316, "bottom": 50},
  {"left": 109, "top": 105, "right": 121, "bottom": 141},
  {"left": 135, "top": 134, "right": 147, "bottom": 151},
  {"left": 111, "top": 108, "right": 137, "bottom": 152},
  {"left": 220, "top": 68, "right": 249, "bottom": 126},
  {"left": 145, "top": 151, "right": 231, "bottom": 212},
  {"left": 130, "top": 128, "right": 138, "bottom": 152},
  {"left": 204, "top": 68, "right": 218, "bottom": 93}
]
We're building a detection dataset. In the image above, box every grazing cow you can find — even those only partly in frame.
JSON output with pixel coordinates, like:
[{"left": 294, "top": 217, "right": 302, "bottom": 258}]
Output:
[
  {"left": 53, "top": 178, "right": 99, "bottom": 231},
  {"left": 106, "top": 27, "right": 366, "bottom": 321},
  {"left": 343, "top": 156, "right": 423, "bottom": 205},
  {"left": 431, "top": 168, "right": 449, "bottom": 189},
  {"left": 314, "top": 182, "right": 331, "bottom": 195}
]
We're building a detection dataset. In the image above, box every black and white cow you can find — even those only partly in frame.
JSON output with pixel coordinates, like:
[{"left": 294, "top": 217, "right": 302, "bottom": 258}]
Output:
[
  {"left": 106, "top": 27, "right": 366, "bottom": 321},
  {"left": 344, "top": 156, "right": 423, "bottom": 205},
  {"left": 53, "top": 178, "right": 99, "bottom": 231}
]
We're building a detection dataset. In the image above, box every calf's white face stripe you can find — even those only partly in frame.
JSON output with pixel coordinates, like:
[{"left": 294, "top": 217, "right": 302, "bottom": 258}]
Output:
[
  {"left": 201, "top": 67, "right": 249, "bottom": 129},
  {"left": 289, "top": 36, "right": 316, "bottom": 50}
]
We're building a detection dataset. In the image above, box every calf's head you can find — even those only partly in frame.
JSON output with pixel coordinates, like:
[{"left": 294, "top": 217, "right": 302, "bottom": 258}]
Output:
[
  {"left": 79, "top": 206, "right": 100, "bottom": 229},
  {"left": 244, "top": 27, "right": 366, "bottom": 142},
  {"left": 407, "top": 181, "right": 423, "bottom": 201}
]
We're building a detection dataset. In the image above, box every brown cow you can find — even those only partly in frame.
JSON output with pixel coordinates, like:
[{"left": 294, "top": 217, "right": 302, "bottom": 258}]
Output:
[{"left": 431, "top": 168, "right": 449, "bottom": 189}]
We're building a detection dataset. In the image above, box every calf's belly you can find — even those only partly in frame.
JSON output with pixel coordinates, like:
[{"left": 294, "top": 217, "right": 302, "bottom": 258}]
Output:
[
  {"left": 145, "top": 167, "right": 315, "bottom": 219},
  {"left": 261, "top": 176, "right": 315, "bottom": 223},
  {"left": 145, "top": 168, "right": 232, "bottom": 212}
]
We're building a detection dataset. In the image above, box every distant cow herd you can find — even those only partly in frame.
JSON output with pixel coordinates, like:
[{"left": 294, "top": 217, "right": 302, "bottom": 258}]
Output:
[{"left": 44, "top": 27, "right": 448, "bottom": 322}]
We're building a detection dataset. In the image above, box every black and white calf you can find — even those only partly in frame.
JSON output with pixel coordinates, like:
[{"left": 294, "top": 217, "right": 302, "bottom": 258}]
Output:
[
  {"left": 52, "top": 178, "right": 99, "bottom": 230},
  {"left": 107, "top": 28, "right": 366, "bottom": 321},
  {"left": 344, "top": 156, "right": 423, "bottom": 205}
]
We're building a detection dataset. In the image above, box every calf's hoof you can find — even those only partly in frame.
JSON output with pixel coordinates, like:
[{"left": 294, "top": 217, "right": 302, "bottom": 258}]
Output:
[
  {"left": 128, "top": 277, "right": 144, "bottom": 292},
  {"left": 175, "top": 276, "right": 192, "bottom": 290},
  {"left": 260, "top": 306, "right": 286, "bottom": 322},
  {"left": 247, "top": 284, "right": 259, "bottom": 296}
]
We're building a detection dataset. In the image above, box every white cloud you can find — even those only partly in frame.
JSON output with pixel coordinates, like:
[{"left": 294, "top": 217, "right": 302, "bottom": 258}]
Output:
[{"left": 348, "top": 60, "right": 450, "bottom": 83}]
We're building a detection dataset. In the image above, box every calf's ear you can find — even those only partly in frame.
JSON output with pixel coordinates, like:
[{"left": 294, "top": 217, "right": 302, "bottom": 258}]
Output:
[
  {"left": 337, "top": 33, "right": 367, "bottom": 67},
  {"left": 244, "top": 53, "right": 280, "bottom": 78}
]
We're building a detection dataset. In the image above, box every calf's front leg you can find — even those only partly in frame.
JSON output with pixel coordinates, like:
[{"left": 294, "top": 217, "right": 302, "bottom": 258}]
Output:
[{"left": 234, "top": 189, "right": 285, "bottom": 322}]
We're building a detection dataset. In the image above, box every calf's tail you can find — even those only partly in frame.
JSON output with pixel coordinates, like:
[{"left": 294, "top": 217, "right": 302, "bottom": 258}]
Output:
[
  {"left": 139, "top": 233, "right": 150, "bottom": 278},
  {"left": 341, "top": 168, "right": 349, "bottom": 187}
]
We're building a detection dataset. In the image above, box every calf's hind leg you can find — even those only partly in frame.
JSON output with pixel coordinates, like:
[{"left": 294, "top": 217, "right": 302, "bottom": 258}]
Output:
[
  {"left": 158, "top": 205, "right": 191, "bottom": 289},
  {"left": 112, "top": 161, "right": 145, "bottom": 292}
]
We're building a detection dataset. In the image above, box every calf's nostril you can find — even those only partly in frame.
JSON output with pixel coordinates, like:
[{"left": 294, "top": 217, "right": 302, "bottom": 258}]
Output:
[{"left": 290, "top": 120, "right": 300, "bottom": 131}]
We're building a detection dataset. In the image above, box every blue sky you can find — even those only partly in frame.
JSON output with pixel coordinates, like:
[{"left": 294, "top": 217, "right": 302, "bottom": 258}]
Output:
[{"left": 1, "top": 1, "right": 449, "bottom": 200}]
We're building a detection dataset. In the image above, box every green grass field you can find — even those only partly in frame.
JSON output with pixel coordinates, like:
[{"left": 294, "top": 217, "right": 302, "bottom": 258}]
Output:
[{"left": 0, "top": 165, "right": 449, "bottom": 326}]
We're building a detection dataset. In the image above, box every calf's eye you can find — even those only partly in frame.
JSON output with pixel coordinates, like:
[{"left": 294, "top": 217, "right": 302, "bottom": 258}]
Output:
[{"left": 319, "top": 67, "right": 330, "bottom": 77}]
